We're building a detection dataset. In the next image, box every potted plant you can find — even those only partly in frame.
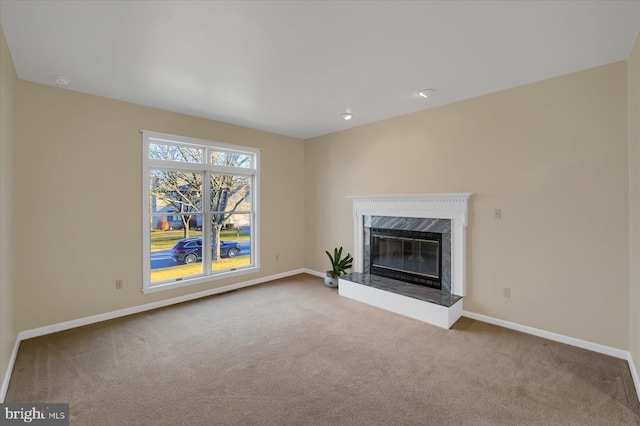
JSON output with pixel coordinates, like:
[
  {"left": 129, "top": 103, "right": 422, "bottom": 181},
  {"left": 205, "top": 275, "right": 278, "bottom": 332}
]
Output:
[{"left": 324, "top": 247, "right": 353, "bottom": 288}]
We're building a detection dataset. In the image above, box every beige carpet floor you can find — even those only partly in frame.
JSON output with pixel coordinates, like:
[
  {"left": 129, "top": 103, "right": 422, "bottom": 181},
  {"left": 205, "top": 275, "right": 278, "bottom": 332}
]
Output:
[{"left": 6, "top": 274, "right": 640, "bottom": 425}]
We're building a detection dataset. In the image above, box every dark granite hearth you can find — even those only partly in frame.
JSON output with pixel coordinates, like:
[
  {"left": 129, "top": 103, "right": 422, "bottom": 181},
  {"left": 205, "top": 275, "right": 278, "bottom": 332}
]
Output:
[{"left": 343, "top": 272, "right": 462, "bottom": 308}]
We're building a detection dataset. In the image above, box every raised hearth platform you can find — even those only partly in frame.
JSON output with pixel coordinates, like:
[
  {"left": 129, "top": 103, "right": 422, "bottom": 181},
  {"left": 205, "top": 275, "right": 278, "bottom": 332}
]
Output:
[{"left": 338, "top": 272, "right": 463, "bottom": 329}]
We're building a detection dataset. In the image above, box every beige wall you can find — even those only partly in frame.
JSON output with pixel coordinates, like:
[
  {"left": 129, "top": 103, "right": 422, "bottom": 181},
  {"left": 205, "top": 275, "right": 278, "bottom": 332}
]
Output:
[
  {"left": 13, "top": 81, "right": 305, "bottom": 332},
  {"left": 305, "top": 61, "right": 629, "bottom": 349},
  {"left": 0, "top": 27, "right": 18, "bottom": 394},
  {"left": 629, "top": 32, "right": 640, "bottom": 377}
]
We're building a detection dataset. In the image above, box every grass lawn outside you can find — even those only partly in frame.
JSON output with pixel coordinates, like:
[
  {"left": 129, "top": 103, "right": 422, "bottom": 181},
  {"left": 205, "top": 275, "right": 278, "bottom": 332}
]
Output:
[
  {"left": 150, "top": 229, "right": 249, "bottom": 250},
  {"left": 150, "top": 255, "right": 251, "bottom": 282}
]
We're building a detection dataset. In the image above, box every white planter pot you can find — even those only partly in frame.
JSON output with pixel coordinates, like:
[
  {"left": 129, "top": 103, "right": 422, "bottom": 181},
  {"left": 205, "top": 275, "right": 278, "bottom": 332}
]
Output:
[{"left": 324, "top": 272, "right": 338, "bottom": 288}]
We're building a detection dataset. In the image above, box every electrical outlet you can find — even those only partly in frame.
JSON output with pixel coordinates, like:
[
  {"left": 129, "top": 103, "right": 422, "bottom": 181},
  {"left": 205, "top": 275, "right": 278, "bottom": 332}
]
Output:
[
  {"left": 494, "top": 208, "right": 502, "bottom": 219},
  {"left": 503, "top": 287, "right": 510, "bottom": 298},
  {"left": 116, "top": 279, "right": 123, "bottom": 290}
]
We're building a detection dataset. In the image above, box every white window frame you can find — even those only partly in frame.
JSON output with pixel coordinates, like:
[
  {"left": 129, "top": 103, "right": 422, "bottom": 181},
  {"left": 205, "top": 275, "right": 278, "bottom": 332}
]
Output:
[{"left": 142, "top": 130, "right": 260, "bottom": 294}]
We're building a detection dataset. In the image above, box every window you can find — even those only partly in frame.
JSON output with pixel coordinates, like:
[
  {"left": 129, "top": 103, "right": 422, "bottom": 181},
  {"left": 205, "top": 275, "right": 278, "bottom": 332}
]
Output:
[{"left": 142, "top": 131, "right": 259, "bottom": 293}]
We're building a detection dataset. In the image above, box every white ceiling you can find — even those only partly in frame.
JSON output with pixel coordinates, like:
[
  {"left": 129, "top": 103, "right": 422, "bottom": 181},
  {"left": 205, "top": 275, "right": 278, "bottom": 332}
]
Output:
[{"left": 1, "top": 1, "right": 639, "bottom": 139}]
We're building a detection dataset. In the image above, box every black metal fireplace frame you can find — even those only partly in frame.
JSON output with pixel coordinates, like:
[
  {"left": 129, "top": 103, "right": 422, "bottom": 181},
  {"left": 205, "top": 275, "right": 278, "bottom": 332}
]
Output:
[{"left": 370, "top": 227, "right": 443, "bottom": 290}]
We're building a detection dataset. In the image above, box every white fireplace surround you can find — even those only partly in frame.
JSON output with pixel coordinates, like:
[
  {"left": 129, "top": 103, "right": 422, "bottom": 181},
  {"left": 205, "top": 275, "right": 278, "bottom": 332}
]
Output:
[{"left": 348, "top": 193, "right": 472, "bottom": 296}]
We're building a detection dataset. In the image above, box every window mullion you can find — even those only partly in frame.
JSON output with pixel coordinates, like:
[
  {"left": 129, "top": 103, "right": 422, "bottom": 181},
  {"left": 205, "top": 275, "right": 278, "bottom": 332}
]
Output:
[
  {"left": 142, "top": 138, "right": 151, "bottom": 289},
  {"left": 202, "top": 170, "right": 212, "bottom": 273}
]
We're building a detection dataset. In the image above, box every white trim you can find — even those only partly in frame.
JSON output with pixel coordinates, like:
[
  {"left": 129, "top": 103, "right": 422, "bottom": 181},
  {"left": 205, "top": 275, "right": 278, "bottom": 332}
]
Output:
[
  {"left": 462, "top": 310, "right": 640, "bottom": 400},
  {"left": 141, "top": 130, "right": 260, "bottom": 156},
  {"left": 462, "top": 310, "right": 628, "bottom": 360},
  {"left": 142, "top": 130, "right": 261, "bottom": 293},
  {"left": 141, "top": 266, "right": 259, "bottom": 294},
  {"left": 252, "top": 150, "right": 261, "bottom": 274},
  {"left": 142, "top": 136, "right": 150, "bottom": 287},
  {"left": 1, "top": 269, "right": 304, "bottom": 402},
  {"left": 348, "top": 193, "right": 471, "bottom": 296},
  {"left": 3, "top": 273, "right": 638, "bottom": 403},
  {"left": 0, "top": 336, "right": 21, "bottom": 402},
  {"left": 628, "top": 352, "right": 640, "bottom": 403},
  {"left": 303, "top": 268, "right": 325, "bottom": 278},
  {"left": 20, "top": 269, "right": 304, "bottom": 340}
]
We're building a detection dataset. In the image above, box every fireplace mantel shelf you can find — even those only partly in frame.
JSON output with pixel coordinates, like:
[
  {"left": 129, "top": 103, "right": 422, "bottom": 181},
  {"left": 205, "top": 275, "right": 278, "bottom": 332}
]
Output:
[{"left": 347, "top": 193, "right": 472, "bottom": 201}]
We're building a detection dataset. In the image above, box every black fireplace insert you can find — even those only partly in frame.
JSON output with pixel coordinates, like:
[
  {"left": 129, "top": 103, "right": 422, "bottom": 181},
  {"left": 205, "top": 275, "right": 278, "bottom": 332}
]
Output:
[{"left": 370, "top": 227, "right": 442, "bottom": 289}]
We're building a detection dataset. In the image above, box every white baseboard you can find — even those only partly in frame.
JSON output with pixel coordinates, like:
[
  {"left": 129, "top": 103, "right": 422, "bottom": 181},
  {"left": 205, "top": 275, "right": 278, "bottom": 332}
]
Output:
[
  {"left": 628, "top": 352, "right": 640, "bottom": 403},
  {"left": 4, "top": 274, "right": 637, "bottom": 404},
  {"left": 303, "top": 274, "right": 633, "bottom": 360},
  {"left": 0, "top": 336, "right": 21, "bottom": 403},
  {"left": 462, "top": 311, "right": 640, "bottom": 402},
  {"left": 303, "top": 268, "right": 324, "bottom": 278},
  {"left": 462, "top": 310, "right": 628, "bottom": 359},
  {"left": 0, "top": 268, "right": 306, "bottom": 402},
  {"left": 20, "top": 269, "right": 305, "bottom": 340}
]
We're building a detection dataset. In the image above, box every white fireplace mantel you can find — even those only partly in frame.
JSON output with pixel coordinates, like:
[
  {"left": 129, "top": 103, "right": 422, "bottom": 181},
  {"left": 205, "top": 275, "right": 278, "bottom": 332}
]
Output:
[{"left": 348, "top": 193, "right": 472, "bottom": 296}]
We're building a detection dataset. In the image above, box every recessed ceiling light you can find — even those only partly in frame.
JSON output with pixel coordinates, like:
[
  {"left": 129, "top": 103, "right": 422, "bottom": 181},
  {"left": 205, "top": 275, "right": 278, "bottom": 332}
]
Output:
[
  {"left": 418, "top": 89, "right": 435, "bottom": 99},
  {"left": 341, "top": 113, "right": 353, "bottom": 121},
  {"left": 54, "top": 76, "right": 70, "bottom": 86}
]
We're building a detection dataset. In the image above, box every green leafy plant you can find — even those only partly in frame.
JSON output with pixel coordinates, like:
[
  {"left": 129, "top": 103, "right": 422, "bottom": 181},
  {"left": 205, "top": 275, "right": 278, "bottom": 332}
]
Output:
[{"left": 325, "top": 247, "right": 353, "bottom": 278}]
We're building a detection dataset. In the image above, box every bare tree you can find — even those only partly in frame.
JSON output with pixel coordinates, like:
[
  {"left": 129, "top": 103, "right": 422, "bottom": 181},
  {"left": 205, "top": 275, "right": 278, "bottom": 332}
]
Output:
[
  {"left": 150, "top": 144, "right": 251, "bottom": 260},
  {"left": 210, "top": 152, "right": 251, "bottom": 260},
  {"left": 149, "top": 144, "right": 203, "bottom": 239},
  {"left": 150, "top": 171, "right": 202, "bottom": 239}
]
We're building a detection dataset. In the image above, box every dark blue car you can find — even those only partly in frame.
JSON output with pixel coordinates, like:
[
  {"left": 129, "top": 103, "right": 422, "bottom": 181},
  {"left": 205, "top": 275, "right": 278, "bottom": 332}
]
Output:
[{"left": 172, "top": 237, "right": 242, "bottom": 264}]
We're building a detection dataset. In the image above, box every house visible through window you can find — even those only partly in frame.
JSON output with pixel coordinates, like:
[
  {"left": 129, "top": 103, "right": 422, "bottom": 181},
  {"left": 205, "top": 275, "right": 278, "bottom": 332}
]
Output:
[{"left": 142, "top": 131, "right": 259, "bottom": 293}]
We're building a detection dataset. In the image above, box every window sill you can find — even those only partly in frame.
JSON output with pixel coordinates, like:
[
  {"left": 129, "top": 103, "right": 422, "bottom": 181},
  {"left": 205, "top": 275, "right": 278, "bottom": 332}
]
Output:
[{"left": 142, "top": 266, "right": 259, "bottom": 294}]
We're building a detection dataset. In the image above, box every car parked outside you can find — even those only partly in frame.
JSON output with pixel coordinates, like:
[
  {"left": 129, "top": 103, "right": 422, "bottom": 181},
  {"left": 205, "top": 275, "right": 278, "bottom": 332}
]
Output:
[{"left": 172, "top": 237, "right": 242, "bottom": 264}]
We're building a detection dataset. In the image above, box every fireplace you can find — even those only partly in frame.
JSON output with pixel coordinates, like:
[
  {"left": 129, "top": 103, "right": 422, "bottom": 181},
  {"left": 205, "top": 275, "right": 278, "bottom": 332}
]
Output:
[
  {"left": 370, "top": 227, "right": 442, "bottom": 289},
  {"left": 364, "top": 215, "right": 452, "bottom": 293},
  {"left": 339, "top": 193, "right": 472, "bottom": 329}
]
